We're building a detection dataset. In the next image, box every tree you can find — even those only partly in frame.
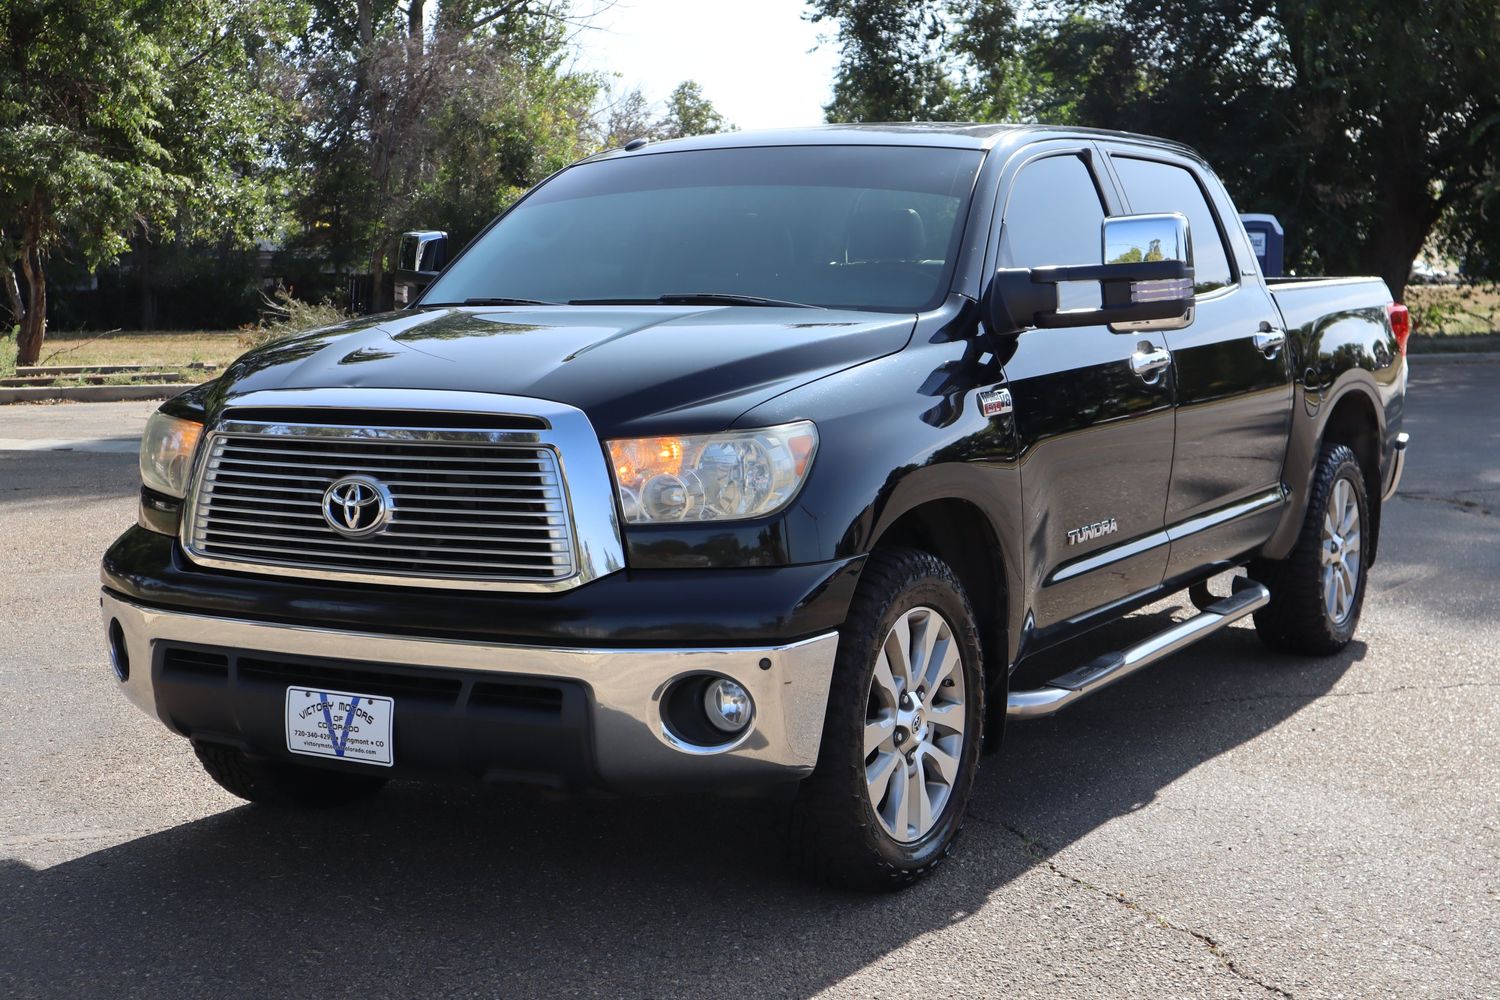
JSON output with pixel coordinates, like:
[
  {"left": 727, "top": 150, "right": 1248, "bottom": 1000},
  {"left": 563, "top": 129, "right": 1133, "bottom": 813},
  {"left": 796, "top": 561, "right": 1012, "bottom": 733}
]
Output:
[
  {"left": 1009, "top": 0, "right": 1500, "bottom": 299},
  {"left": 284, "top": 0, "right": 606, "bottom": 306},
  {"left": 0, "top": 0, "right": 286, "bottom": 364},
  {"left": 658, "top": 81, "right": 731, "bottom": 138},
  {"left": 806, "top": 0, "right": 966, "bottom": 122},
  {"left": 600, "top": 80, "right": 732, "bottom": 147}
]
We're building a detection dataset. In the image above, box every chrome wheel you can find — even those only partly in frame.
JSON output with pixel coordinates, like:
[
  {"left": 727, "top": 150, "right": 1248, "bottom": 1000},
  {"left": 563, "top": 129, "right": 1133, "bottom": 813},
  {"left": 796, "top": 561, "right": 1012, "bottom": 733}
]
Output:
[
  {"left": 1320, "top": 477, "right": 1362, "bottom": 626},
  {"left": 863, "top": 606, "right": 967, "bottom": 844}
]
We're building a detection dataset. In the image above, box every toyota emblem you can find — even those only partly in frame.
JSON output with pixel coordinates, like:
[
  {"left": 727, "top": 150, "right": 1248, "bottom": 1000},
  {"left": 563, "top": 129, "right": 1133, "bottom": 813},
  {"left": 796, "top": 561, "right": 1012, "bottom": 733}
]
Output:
[{"left": 321, "top": 475, "right": 394, "bottom": 538}]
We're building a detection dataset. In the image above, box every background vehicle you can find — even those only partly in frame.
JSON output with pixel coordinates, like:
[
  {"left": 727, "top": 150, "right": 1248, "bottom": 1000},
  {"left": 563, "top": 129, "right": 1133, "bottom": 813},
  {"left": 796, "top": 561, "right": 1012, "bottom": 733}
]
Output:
[{"left": 101, "top": 125, "right": 1408, "bottom": 888}]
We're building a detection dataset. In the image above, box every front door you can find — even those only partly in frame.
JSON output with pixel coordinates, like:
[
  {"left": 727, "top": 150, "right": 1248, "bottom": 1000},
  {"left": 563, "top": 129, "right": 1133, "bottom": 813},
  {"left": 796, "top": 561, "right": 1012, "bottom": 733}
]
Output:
[
  {"left": 992, "top": 147, "right": 1177, "bottom": 636},
  {"left": 1105, "top": 151, "right": 1294, "bottom": 576}
]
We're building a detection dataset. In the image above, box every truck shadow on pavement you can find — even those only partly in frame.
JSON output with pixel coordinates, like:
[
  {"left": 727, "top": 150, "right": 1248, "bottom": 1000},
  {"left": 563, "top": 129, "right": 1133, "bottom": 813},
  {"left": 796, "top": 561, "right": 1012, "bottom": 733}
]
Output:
[{"left": 0, "top": 620, "right": 1362, "bottom": 999}]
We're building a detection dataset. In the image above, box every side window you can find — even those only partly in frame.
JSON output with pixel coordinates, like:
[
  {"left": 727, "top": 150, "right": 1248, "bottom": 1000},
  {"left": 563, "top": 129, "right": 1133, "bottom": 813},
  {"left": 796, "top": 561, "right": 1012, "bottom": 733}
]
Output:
[
  {"left": 1111, "top": 156, "right": 1234, "bottom": 294},
  {"left": 999, "top": 155, "right": 1106, "bottom": 268}
]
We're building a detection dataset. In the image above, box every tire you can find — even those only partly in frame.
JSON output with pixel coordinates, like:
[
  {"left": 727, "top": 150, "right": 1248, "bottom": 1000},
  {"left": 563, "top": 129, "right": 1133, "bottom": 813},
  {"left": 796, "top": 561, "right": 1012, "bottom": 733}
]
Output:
[
  {"left": 790, "top": 547, "right": 986, "bottom": 890},
  {"left": 1251, "top": 443, "right": 1370, "bottom": 655},
  {"left": 193, "top": 741, "right": 388, "bottom": 807}
]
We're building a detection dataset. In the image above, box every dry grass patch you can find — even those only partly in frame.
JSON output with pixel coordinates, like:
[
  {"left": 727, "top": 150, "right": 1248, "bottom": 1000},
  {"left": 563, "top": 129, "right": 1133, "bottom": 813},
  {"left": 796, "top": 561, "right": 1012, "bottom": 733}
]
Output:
[{"left": 33, "top": 329, "right": 246, "bottom": 369}]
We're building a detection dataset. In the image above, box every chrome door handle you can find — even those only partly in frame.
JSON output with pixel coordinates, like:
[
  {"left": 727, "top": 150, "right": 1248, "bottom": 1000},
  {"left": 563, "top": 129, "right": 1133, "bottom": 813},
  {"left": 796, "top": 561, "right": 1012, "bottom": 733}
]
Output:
[
  {"left": 1254, "top": 327, "right": 1286, "bottom": 356},
  {"left": 1129, "top": 347, "right": 1172, "bottom": 379}
]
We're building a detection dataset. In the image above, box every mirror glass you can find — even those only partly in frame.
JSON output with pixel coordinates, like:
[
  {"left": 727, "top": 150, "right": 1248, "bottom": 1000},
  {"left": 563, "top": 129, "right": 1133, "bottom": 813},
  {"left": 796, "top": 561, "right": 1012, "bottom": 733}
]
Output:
[
  {"left": 1102, "top": 212, "right": 1194, "bottom": 331},
  {"left": 1103, "top": 212, "right": 1191, "bottom": 266}
]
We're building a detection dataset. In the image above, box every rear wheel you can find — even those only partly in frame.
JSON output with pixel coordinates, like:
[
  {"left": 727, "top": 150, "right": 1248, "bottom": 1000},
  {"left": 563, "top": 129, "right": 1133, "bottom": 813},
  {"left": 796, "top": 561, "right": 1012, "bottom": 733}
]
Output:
[
  {"left": 790, "top": 548, "right": 985, "bottom": 890},
  {"left": 1251, "top": 443, "right": 1370, "bottom": 654},
  {"left": 193, "top": 742, "right": 388, "bottom": 807}
]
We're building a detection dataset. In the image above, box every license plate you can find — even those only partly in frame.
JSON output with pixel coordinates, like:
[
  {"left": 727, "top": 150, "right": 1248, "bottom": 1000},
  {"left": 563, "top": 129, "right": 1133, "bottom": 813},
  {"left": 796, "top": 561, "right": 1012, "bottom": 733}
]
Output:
[{"left": 285, "top": 687, "right": 394, "bottom": 767}]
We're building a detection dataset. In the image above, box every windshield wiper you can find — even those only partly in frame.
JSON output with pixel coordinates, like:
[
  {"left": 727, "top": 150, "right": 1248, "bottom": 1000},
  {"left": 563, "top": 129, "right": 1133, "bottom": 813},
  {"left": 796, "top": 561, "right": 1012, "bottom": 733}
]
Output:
[
  {"left": 568, "top": 293, "right": 821, "bottom": 309},
  {"left": 419, "top": 296, "right": 560, "bottom": 307}
]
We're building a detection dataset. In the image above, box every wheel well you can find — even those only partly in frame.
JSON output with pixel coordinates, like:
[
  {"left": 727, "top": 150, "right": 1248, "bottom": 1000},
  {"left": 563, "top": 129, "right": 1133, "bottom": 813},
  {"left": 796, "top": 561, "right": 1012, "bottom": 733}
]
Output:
[
  {"left": 1320, "top": 390, "right": 1382, "bottom": 561},
  {"left": 873, "top": 500, "right": 1007, "bottom": 686}
]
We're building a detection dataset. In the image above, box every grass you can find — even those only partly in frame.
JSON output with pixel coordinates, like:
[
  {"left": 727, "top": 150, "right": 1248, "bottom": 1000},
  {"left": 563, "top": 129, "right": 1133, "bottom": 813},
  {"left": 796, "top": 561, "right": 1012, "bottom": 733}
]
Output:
[
  {"left": 1, "top": 327, "right": 17, "bottom": 378},
  {"left": 1404, "top": 282, "right": 1500, "bottom": 353},
  {"left": 28, "top": 328, "right": 246, "bottom": 370}
]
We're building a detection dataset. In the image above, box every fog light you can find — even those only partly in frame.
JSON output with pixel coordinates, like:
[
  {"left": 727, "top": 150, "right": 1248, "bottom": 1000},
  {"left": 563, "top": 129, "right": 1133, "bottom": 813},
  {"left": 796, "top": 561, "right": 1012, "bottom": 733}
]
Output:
[{"left": 703, "top": 678, "right": 753, "bottom": 733}]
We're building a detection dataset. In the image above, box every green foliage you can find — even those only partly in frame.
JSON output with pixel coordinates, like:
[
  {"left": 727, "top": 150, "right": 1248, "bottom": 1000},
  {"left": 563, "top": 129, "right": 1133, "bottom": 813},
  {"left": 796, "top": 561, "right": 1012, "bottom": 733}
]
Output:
[
  {"left": 1009, "top": 1, "right": 1500, "bottom": 298},
  {"left": 806, "top": 0, "right": 970, "bottom": 122},
  {"left": 0, "top": 0, "right": 292, "bottom": 360},
  {"left": 658, "top": 81, "right": 731, "bottom": 138},
  {"left": 282, "top": 0, "right": 609, "bottom": 279}
]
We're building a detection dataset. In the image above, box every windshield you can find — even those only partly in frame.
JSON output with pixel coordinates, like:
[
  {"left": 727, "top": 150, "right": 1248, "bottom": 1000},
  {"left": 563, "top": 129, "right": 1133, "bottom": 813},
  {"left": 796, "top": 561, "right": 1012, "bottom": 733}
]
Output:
[{"left": 421, "top": 145, "right": 984, "bottom": 313}]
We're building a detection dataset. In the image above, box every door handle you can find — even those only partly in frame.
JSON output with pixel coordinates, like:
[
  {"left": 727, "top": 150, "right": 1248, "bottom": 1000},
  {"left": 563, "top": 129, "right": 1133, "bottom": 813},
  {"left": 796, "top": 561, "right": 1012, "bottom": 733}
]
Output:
[
  {"left": 1254, "top": 325, "right": 1287, "bottom": 357},
  {"left": 1129, "top": 346, "right": 1172, "bottom": 380}
]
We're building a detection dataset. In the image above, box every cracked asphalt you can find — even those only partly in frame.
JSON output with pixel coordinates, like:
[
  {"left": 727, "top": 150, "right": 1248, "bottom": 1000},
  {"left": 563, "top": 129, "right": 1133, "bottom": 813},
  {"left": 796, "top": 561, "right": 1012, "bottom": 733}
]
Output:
[{"left": 2, "top": 359, "right": 1496, "bottom": 999}]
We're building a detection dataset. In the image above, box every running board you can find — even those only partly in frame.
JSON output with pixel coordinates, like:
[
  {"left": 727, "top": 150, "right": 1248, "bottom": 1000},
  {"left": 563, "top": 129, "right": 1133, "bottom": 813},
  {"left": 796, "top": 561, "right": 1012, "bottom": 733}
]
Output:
[{"left": 1007, "top": 581, "right": 1271, "bottom": 720}]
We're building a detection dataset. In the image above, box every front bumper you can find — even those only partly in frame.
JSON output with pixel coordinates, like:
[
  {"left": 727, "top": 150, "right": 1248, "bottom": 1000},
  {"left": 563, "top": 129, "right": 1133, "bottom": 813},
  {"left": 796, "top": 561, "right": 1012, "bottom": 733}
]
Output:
[{"left": 102, "top": 591, "right": 840, "bottom": 793}]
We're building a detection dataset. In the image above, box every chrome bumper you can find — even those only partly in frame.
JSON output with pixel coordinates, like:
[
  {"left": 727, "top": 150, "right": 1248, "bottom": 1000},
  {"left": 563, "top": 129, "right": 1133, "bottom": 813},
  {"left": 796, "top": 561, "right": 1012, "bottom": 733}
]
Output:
[
  {"left": 1382, "top": 431, "right": 1409, "bottom": 502},
  {"left": 101, "top": 591, "right": 839, "bottom": 791}
]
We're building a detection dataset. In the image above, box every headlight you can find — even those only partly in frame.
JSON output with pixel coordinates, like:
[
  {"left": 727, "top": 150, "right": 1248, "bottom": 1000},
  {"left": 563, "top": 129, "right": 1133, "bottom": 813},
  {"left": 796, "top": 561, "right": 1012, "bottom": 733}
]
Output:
[
  {"left": 607, "top": 422, "right": 817, "bottom": 524},
  {"left": 139, "top": 411, "right": 203, "bottom": 498}
]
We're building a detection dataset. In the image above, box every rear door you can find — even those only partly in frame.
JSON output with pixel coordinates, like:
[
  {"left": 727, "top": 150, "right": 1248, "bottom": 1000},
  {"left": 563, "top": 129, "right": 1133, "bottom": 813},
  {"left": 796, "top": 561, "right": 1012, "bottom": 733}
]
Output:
[
  {"left": 991, "top": 144, "right": 1176, "bottom": 634},
  {"left": 1102, "top": 148, "right": 1294, "bottom": 577}
]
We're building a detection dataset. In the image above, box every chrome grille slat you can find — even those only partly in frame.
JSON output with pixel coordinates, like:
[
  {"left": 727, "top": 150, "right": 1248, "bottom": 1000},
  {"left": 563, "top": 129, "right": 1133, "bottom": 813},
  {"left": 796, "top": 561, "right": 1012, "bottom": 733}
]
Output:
[
  {"left": 200, "top": 515, "right": 565, "bottom": 540},
  {"left": 217, "top": 445, "right": 554, "bottom": 463},
  {"left": 200, "top": 540, "right": 568, "bottom": 572},
  {"left": 200, "top": 529, "right": 570, "bottom": 561},
  {"left": 211, "top": 456, "right": 562, "bottom": 487},
  {"left": 204, "top": 494, "right": 564, "bottom": 513},
  {"left": 185, "top": 418, "right": 580, "bottom": 586}
]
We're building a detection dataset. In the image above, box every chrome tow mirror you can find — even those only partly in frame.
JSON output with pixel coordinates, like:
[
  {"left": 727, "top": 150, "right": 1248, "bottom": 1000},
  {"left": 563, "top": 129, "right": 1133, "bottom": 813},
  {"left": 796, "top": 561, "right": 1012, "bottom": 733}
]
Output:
[
  {"left": 988, "top": 213, "right": 1195, "bottom": 333},
  {"left": 394, "top": 230, "right": 449, "bottom": 307}
]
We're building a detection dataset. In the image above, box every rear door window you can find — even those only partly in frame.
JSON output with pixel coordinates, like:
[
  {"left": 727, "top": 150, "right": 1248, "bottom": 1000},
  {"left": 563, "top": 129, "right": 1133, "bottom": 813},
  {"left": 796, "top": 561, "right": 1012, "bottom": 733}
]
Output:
[{"left": 1111, "top": 156, "right": 1234, "bottom": 294}]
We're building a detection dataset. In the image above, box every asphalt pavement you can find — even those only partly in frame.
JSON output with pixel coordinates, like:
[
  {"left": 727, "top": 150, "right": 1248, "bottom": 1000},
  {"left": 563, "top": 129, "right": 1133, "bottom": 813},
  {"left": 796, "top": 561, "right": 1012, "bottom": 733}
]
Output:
[{"left": 1, "top": 362, "right": 1496, "bottom": 999}]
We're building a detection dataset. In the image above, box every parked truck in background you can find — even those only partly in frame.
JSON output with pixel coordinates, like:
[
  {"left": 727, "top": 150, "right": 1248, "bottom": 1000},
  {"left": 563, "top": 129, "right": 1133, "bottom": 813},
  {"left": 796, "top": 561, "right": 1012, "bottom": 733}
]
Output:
[{"left": 103, "top": 125, "right": 1409, "bottom": 888}]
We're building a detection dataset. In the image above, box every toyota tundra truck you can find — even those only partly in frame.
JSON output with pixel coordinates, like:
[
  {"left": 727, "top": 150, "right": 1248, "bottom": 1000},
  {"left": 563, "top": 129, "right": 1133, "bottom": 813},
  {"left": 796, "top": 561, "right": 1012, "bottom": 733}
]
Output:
[{"left": 101, "top": 125, "right": 1409, "bottom": 888}]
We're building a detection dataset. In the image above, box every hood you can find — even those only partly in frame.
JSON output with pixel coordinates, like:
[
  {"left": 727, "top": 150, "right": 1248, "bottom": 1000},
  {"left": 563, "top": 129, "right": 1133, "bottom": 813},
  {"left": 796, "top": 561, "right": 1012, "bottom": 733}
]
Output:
[{"left": 214, "top": 304, "right": 914, "bottom": 436}]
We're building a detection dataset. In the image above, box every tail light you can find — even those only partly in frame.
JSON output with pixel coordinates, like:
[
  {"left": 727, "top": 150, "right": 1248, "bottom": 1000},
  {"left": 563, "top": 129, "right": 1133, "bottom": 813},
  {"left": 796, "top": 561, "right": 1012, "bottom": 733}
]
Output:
[{"left": 1387, "top": 303, "right": 1411, "bottom": 356}]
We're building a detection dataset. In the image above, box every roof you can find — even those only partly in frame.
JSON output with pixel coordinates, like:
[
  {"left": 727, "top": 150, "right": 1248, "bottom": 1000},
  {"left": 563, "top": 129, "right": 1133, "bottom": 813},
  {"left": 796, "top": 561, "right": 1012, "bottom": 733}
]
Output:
[{"left": 585, "top": 123, "right": 1201, "bottom": 161}]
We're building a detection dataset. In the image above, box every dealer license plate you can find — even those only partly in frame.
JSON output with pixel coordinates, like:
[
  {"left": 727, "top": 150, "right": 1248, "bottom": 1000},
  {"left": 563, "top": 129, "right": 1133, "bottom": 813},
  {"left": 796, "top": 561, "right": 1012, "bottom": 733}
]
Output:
[{"left": 285, "top": 687, "right": 394, "bottom": 767}]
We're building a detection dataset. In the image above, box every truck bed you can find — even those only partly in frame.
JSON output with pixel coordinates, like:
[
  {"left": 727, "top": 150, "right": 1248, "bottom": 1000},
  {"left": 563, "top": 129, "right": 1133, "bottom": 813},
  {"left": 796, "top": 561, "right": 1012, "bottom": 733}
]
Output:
[{"left": 1268, "top": 276, "right": 1393, "bottom": 334}]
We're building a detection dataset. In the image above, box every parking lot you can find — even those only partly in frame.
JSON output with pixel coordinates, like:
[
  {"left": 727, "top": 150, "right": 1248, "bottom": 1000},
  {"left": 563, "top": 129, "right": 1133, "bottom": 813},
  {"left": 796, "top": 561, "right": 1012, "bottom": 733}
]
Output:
[{"left": 1, "top": 359, "right": 1496, "bottom": 999}]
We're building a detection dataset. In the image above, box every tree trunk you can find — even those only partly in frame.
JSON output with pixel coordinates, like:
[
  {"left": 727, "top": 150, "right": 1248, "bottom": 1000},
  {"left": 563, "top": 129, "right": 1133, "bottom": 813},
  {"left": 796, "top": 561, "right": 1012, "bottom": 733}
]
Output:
[
  {"left": 138, "top": 238, "right": 157, "bottom": 331},
  {"left": 369, "top": 239, "right": 391, "bottom": 313},
  {"left": 1355, "top": 182, "right": 1439, "bottom": 304},
  {"left": 357, "top": 0, "right": 374, "bottom": 46},
  {"left": 2, "top": 261, "right": 22, "bottom": 331},
  {"left": 408, "top": 0, "right": 424, "bottom": 48},
  {"left": 16, "top": 244, "right": 46, "bottom": 367}
]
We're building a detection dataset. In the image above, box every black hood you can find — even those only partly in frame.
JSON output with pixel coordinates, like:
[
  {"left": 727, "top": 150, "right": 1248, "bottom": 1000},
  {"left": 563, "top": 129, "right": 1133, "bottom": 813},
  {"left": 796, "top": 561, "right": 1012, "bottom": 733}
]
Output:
[{"left": 214, "top": 304, "right": 914, "bottom": 436}]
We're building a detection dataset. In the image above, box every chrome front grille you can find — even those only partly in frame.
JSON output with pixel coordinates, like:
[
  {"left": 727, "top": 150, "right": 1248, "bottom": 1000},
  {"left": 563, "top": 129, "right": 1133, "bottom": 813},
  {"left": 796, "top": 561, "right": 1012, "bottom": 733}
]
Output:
[{"left": 181, "top": 408, "right": 592, "bottom": 591}]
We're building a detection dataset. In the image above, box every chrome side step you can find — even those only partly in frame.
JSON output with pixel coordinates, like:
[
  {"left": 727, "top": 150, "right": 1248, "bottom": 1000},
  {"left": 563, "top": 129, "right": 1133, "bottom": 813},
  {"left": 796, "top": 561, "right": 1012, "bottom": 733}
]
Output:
[{"left": 1007, "top": 581, "right": 1271, "bottom": 720}]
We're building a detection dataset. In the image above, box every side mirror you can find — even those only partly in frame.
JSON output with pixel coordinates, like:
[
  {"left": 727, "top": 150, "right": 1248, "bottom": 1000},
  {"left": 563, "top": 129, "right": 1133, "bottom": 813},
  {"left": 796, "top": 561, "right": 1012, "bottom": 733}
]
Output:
[
  {"left": 988, "top": 213, "right": 1194, "bottom": 333},
  {"left": 394, "top": 230, "right": 449, "bottom": 306}
]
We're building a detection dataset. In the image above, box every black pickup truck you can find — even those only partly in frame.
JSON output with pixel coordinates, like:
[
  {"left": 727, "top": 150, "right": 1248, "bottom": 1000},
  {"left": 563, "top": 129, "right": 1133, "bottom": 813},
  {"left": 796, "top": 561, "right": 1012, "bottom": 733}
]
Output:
[{"left": 102, "top": 125, "right": 1409, "bottom": 888}]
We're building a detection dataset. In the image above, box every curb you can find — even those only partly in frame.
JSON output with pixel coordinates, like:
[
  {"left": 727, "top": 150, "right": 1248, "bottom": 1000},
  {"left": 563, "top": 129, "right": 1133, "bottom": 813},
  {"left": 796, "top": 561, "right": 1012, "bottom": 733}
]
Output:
[{"left": 0, "top": 383, "right": 189, "bottom": 405}]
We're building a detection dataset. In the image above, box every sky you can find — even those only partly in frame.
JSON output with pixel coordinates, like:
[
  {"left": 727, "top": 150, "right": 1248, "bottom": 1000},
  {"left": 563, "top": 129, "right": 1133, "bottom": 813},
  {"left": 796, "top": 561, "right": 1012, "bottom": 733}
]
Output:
[{"left": 568, "top": 0, "right": 840, "bottom": 130}]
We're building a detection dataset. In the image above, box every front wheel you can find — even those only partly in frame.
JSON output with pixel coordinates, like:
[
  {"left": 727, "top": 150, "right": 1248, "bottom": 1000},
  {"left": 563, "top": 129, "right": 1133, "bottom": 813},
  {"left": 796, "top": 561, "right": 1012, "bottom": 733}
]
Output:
[{"left": 789, "top": 548, "right": 985, "bottom": 890}]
